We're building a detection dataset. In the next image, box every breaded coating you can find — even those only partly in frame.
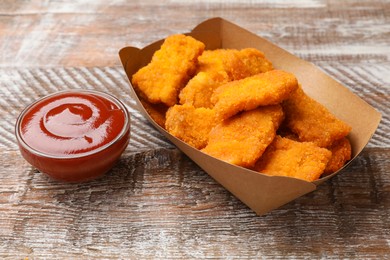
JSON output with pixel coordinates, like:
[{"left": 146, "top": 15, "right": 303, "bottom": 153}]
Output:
[
  {"left": 197, "top": 48, "right": 273, "bottom": 79},
  {"left": 165, "top": 104, "right": 216, "bottom": 149},
  {"left": 277, "top": 123, "right": 300, "bottom": 141},
  {"left": 139, "top": 96, "right": 169, "bottom": 128},
  {"left": 197, "top": 49, "right": 249, "bottom": 80},
  {"left": 323, "top": 137, "right": 352, "bottom": 175},
  {"left": 179, "top": 48, "right": 273, "bottom": 108},
  {"left": 254, "top": 136, "right": 332, "bottom": 182},
  {"left": 282, "top": 86, "right": 352, "bottom": 148},
  {"left": 179, "top": 71, "right": 227, "bottom": 108},
  {"left": 132, "top": 34, "right": 205, "bottom": 107},
  {"left": 212, "top": 70, "right": 298, "bottom": 121},
  {"left": 238, "top": 48, "right": 274, "bottom": 75},
  {"left": 202, "top": 105, "right": 284, "bottom": 168}
]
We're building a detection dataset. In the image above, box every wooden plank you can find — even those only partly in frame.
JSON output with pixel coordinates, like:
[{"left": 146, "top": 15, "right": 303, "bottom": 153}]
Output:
[
  {"left": 0, "top": 1, "right": 388, "bottom": 67},
  {"left": 0, "top": 147, "right": 389, "bottom": 258}
]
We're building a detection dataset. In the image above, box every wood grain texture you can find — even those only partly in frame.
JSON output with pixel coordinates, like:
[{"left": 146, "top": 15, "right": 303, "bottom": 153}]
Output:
[
  {"left": 0, "top": 148, "right": 389, "bottom": 258},
  {"left": 0, "top": 0, "right": 389, "bottom": 259},
  {"left": 0, "top": 0, "right": 388, "bottom": 67}
]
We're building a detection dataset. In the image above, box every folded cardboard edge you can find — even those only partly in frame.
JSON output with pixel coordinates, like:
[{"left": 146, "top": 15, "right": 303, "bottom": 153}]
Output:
[{"left": 118, "top": 17, "right": 381, "bottom": 214}]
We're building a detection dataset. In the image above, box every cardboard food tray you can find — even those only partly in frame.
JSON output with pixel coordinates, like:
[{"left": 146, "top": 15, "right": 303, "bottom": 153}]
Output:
[{"left": 119, "top": 17, "right": 382, "bottom": 215}]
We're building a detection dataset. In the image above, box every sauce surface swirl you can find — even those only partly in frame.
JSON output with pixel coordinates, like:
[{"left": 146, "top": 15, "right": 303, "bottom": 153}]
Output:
[{"left": 20, "top": 91, "right": 126, "bottom": 156}]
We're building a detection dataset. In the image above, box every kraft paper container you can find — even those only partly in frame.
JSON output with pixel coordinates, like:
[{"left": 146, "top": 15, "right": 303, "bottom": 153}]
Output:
[{"left": 119, "top": 17, "right": 381, "bottom": 215}]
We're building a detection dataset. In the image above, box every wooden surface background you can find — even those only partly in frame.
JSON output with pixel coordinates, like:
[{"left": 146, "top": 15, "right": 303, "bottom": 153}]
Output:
[{"left": 1, "top": 0, "right": 389, "bottom": 259}]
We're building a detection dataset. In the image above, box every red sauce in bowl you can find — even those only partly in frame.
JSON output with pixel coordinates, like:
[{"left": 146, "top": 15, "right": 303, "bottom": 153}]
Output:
[{"left": 15, "top": 90, "right": 130, "bottom": 182}]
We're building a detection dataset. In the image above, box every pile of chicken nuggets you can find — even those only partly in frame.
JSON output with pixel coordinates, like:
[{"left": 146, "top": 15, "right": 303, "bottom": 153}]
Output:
[{"left": 132, "top": 34, "right": 352, "bottom": 182}]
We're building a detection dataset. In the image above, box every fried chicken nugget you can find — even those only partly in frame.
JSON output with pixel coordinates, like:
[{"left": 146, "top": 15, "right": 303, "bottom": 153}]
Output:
[
  {"left": 212, "top": 70, "right": 298, "bottom": 121},
  {"left": 178, "top": 71, "right": 227, "bottom": 108},
  {"left": 165, "top": 104, "right": 216, "bottom": 149},
  {"left": 132, "top": 34, "right": 205, "bottom": 107},
  {"left": 323, "top": 137, "right": 352, "bottom": 175},
  {"left": 198, "top": 48, "right": 273, "bottom": 80},
  {"left": 196, "top": 49, "right": 251, "bottom": 80},
  {"left": 254, "top": 136, "right": 332, "bottom": 182},
  {"left": 139, "top": 97, "right": 169, "bottom": 128},
  {"left": 282, "top": 86, "right": 352, "bottom": 148},
  {"left": 179, "top": 48, "right": 273, "bottom": 108},
  {"left": 202, "top": 105, "right": 284, "bottom": 168},
  {"left": 238, "top": 48, "right": 274, "bottom": 76}
]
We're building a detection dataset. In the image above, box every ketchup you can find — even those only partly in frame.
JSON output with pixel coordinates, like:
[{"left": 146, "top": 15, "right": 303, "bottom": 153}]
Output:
[
  {"left": 16, "top": 90, "right": 130, "bottom": 182},
  {"left": 20, "top": 92, "right": 125, "bottom": 156}
]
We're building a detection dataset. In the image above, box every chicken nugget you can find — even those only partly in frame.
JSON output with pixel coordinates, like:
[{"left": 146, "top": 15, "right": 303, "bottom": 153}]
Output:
[
  {"left": 202, "top": 105, "right": 284, "bottom": 168},
  {"left": 179, "top": 48, "right": 273, "bottom": 108},
  {"left": 178, "top": 71, "right": 227, "bottom": 108},
  {"left": 237, "top": 48, "right": 274, "bottom": 75},
  {"left": 254, "top": 136, "right": 332, "bottom": 182},
  {"left": 139, "top": 96, "right": 169, "bottom": 128},
  {"left": 212, "top": 70, "right": 298, "bottom": 121},
  {"left": 282, "top": 86, "right": 352, "bottom": 148},
  {"left": 197, "top": 49, "right": 248, "bottom": 80},
  {"left": 323, "top": 137, "right": 352, "bottom": 175},
  {"left": 165, "top": 104, "right": 216, "bottom": 149},
  {"left": 132, "top": 34, "right": 205, "bottom": 107},
  {"left": 197, "top": 48, "right": 273, "bottom": 80}
]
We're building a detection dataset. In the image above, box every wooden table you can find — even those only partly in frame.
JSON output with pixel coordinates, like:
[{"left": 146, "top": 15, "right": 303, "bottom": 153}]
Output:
[{"left": 1, "top": 0, "right": 389, "bottom": 258}]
